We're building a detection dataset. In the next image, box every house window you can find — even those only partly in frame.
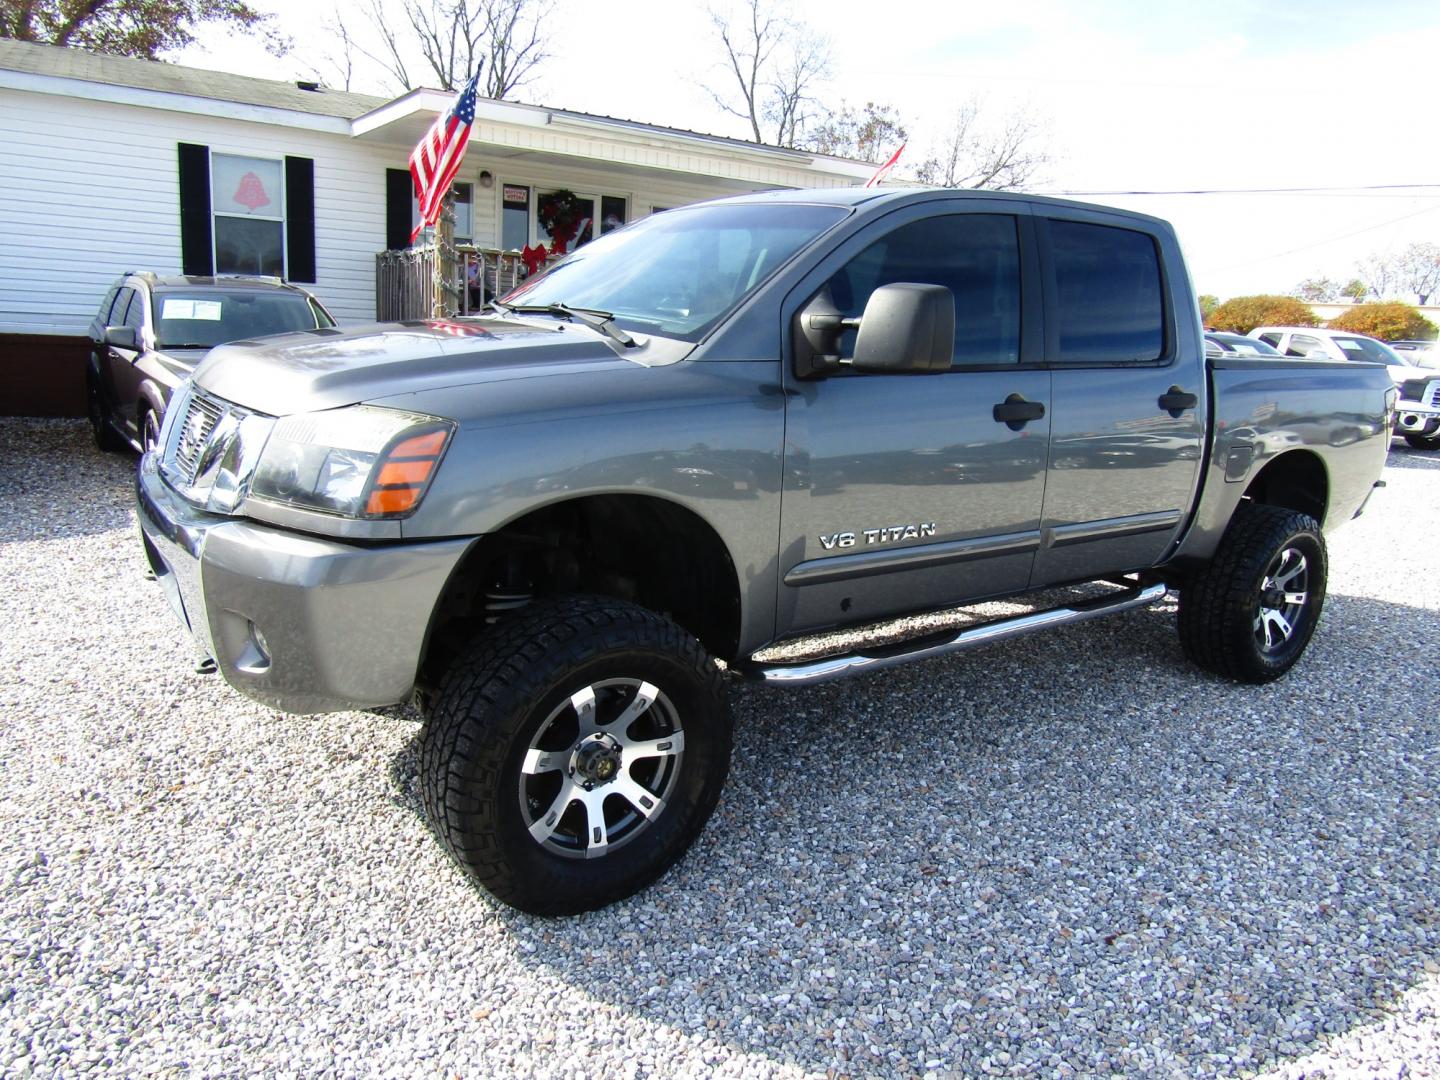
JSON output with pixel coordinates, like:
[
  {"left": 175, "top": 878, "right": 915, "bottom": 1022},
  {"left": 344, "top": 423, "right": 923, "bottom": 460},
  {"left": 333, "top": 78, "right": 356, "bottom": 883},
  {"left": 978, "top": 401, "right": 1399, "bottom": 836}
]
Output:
[
  {"left": 212, "top": 153, "right": 285, "bottom": 276},
  {"left": 502, "top": 185, "right": 530, "bottom": 250},
  {"left": 412, "top": 181, "right": 474, "bottom": 244},
  {"left": 534, "top": 190, "right": 629, "bottom": 251}
]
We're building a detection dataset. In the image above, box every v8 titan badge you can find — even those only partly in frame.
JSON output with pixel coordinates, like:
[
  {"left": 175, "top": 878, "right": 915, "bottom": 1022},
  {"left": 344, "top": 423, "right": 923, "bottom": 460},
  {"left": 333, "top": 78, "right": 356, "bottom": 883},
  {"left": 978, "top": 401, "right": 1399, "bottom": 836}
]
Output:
[{"left": 818, "top": 522, "right": 937, "bottom": 550}]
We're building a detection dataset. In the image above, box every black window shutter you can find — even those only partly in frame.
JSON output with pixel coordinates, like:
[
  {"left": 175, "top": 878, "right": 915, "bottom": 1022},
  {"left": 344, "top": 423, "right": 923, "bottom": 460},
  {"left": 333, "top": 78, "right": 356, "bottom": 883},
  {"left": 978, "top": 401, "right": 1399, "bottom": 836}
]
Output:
[
  {"left": 386, "top": 168, "right": 414, "bottom": 250},
  {"left": 177, "top": 143, "right": 213, "bottom": 276},
  {"left": 285, "top": 156, "right": 316, "bottom": 283}
]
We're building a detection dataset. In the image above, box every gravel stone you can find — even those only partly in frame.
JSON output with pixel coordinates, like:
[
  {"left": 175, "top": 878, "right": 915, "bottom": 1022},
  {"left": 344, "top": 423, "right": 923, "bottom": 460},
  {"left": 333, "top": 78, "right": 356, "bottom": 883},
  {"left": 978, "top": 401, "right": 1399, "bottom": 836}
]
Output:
[{"left": 1, "top": 418, "right": 1438, "bottom": 1078}]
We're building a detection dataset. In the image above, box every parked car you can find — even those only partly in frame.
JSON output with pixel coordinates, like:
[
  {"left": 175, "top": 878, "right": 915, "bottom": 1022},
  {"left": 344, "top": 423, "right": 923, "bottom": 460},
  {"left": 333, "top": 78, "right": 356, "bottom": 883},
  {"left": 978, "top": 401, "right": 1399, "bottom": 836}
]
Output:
[
  {"left": 1387, "top": 340, "right": 1439, "bottom": 368},
  {"left": 1248, "top": 326, "right": 1440, "bottom": 449},
  {"left": 87, "top": 273, "right": 336, "bottom": 453},
  {"left": 137, "top": 189, "right": 1392, "bottom": 915},
  {"left": 1204, "top": 332, "right": 1282, "bottom": 358}
]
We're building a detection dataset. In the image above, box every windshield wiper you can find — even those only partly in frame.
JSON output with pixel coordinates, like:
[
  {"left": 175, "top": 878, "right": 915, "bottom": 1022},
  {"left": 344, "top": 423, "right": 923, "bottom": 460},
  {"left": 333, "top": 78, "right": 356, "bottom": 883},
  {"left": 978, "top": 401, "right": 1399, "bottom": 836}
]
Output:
[{"left": 501, "top": 302, "right": 636, "bottom": 348}]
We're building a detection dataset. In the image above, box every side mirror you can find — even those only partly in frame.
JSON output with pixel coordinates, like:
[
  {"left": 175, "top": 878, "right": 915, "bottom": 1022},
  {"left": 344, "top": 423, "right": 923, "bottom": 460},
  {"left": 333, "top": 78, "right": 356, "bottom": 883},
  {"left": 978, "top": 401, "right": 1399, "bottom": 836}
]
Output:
[
  {"left": 792, "top": 282, "right": 954, "bottom": 378},
  {"left": 851, "top": 284, "right": 955, "bottom": 373},
  {"left": 104, "top": 325, "right": 139, "bottom": 350}
]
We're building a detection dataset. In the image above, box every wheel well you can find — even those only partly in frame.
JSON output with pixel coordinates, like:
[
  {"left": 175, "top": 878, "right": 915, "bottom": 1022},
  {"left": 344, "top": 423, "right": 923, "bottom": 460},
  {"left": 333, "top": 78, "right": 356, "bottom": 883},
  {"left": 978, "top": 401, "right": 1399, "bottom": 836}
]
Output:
[
  {"left": 418, "top": 495, "right": 742, "bottom": 691},
  {"left": 1241, "top": 450, "right": 1328, "bottom": 525}
]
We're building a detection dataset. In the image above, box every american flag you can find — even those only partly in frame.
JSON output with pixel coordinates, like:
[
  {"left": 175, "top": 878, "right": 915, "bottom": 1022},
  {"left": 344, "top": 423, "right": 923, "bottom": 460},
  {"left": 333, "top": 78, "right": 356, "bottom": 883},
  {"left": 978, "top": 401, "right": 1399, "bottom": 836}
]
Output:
[{"left": 409, "top": 71, "right": 481, "bottom": 243}]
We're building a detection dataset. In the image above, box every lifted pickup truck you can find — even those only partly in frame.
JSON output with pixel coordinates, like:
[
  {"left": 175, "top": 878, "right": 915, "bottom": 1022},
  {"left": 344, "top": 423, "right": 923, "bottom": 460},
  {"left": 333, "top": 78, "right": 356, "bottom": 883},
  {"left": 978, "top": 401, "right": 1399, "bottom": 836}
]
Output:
[{"left": 137, "top": 188, "right": 1393, "bottom": 915}]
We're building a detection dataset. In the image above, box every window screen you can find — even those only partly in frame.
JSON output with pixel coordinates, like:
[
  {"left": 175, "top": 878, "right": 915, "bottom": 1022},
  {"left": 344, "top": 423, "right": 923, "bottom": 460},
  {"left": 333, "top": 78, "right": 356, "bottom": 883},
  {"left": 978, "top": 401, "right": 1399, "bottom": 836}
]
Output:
[
  {"left": 1049, "top": 220, "right": 1164, "bottom": 363},
  {"left": 824, "top": 214, "right": 1021, "bottom": 366}
]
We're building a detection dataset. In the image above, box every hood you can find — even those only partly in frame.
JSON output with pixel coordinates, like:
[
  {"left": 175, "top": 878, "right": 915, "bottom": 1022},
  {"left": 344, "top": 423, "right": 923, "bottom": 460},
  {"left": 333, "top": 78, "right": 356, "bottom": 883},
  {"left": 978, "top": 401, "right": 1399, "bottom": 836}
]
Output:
[{"left": 191, "top": 318, "right": 670, "bottom": 416}]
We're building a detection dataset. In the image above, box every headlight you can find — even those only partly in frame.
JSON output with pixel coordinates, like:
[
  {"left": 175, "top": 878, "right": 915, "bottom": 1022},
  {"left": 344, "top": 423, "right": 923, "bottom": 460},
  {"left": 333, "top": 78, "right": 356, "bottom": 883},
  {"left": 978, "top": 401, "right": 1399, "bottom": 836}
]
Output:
[{"left": 250, "top": 406, "right": 454, "bottom": 519}]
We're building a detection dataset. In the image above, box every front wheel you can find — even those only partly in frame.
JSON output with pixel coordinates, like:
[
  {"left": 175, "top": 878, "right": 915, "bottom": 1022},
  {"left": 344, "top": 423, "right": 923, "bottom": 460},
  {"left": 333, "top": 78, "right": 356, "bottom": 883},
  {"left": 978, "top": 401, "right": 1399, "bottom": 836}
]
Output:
[
  {"left": 419, "top": 596, "right": 731, "bottom": 915},
  {"left": 1178, "top": 503, "right": 1327, "bottom": 684},
  {"left": 1404, "top": 431, "right": 1440, "bottom": 451}
]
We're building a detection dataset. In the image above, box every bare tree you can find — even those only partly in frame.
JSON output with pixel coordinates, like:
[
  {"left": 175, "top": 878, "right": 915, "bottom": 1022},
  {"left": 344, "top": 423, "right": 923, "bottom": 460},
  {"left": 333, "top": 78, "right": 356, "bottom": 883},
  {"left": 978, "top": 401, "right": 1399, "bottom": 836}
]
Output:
[
  {"left": 331, "top": 0, "right": 552, "bottom": 97},
  {"left": 1396, "top": 242, "right": 1440, "bottom": 305},
  {"left": 800, "top": 101, "right": 907, "bottom": 163},
  {"left": 706, "top": 0, "right": 831, "bottom": 146},
  {"left": 911, "top": 99, "right": 1050, "bottom": 191},
  {"left": 1355, "top": 252, "right": 1399, "bottom": 301},
  {"left": 1294, "top": 276, "right": 1340, "bottom": 303}
]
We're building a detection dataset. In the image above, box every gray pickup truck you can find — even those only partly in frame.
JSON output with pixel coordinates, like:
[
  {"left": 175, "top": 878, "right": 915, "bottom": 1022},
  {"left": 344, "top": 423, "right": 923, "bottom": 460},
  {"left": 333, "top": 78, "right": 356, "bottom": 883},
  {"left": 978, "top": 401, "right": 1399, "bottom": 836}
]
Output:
[{"left": 137, "top": 188, "right": 1393, "bottom": 915}]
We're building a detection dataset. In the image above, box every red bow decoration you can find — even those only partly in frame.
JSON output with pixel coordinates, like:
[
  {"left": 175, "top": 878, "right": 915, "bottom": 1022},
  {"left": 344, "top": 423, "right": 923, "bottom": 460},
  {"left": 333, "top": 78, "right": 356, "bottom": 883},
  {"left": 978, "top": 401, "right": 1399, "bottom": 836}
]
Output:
[{"left": 521, "top": 244, "right": 548, "bottom": 275}]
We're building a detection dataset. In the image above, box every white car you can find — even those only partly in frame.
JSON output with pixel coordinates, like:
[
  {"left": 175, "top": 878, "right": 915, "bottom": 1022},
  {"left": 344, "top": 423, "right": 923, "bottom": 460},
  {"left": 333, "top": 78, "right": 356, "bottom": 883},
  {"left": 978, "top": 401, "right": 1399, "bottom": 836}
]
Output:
[{"left": 1248, "top": 326, "right": 1440, "bottom": 450}]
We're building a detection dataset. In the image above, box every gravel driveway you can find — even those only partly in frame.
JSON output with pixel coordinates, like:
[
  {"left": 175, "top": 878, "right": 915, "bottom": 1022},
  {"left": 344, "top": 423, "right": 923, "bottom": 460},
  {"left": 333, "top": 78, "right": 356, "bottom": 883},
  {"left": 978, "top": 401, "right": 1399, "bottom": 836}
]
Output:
[{"left": 2, "top": 418, "right": 1437, "bottom": 1078}]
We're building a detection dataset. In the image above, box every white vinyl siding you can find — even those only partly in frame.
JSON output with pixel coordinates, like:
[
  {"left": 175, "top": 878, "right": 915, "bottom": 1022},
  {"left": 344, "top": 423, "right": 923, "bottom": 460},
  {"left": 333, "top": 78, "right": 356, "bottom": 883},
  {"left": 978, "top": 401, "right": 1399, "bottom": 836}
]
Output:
[{"left": 0, "top": 87, "right": 393, "bottom": 334}]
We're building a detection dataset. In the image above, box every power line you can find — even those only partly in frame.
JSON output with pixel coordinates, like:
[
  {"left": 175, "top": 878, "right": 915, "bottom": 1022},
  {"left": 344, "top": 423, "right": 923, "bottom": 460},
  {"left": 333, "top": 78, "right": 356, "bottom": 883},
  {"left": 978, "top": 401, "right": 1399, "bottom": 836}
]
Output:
[
  {"left": 1195, "top": 203, "right": 1440, "bottom": 274},
  {"left": 1050, "top": 183, "right": 1440, "bottom": 197}
]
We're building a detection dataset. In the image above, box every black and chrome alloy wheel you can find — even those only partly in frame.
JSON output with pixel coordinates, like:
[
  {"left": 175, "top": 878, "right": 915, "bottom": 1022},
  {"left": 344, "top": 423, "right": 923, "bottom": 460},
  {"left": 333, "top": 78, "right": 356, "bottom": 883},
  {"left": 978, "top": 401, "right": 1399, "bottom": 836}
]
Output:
[{"left": 520, "top": 678, "right": 686, "bottom": 859}]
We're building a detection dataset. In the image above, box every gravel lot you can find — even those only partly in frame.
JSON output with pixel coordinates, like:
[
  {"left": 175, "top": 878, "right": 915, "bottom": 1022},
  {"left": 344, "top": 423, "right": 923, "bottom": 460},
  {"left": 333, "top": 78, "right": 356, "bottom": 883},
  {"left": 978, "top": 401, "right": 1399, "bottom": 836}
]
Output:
[{"left": 2, "top": 417, "right": 1437, "bottom": 1078}]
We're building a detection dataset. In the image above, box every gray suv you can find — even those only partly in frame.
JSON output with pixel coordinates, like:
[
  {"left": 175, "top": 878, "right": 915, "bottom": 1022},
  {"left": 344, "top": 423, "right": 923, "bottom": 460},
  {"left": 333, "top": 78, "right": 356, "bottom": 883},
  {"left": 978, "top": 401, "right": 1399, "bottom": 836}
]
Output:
[{"left": 87, "top": 273, "right": 336, "bottom": 454}]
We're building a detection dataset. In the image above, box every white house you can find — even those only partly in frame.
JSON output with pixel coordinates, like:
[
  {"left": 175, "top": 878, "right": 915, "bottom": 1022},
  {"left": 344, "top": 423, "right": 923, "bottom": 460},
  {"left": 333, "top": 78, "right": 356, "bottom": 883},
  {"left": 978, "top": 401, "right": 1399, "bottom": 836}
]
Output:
[{"left": 0, "top": 39, "right": 872, "bottom": 415}]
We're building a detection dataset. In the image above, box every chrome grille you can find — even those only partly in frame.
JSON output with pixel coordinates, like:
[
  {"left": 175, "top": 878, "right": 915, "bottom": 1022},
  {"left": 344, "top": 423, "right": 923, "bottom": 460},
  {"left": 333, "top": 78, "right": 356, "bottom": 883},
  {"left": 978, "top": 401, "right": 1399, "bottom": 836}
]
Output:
[
  {"left": 172, "top": 394, "right": 223, "bottom": 484},
  {"left": 1426, "top": 380, "right": 1440, "bottom": 409}
]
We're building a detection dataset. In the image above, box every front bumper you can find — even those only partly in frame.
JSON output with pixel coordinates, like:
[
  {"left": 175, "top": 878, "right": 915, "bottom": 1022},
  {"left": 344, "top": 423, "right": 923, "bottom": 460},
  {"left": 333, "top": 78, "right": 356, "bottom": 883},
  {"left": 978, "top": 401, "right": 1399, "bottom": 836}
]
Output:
[
  {"left": 136, "top": 453, "right": 474, "bottom": 714},
  {"left": 1394, "top": 403, "right": 1440, "bottom": 435}
]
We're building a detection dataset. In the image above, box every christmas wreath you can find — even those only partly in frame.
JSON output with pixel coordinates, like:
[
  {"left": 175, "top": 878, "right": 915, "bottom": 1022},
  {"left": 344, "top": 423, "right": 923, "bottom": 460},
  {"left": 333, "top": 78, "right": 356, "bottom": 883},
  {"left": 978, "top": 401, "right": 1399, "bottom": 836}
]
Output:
[{"left": 536, "top": 189, "right": 587, "bottom": 255}]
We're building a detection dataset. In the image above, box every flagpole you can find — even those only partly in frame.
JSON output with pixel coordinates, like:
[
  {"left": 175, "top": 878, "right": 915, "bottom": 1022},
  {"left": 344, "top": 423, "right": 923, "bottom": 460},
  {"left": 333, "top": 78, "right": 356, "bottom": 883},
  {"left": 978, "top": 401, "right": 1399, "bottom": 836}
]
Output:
[{"left": 432, "top": 190, "right": 455, "bottom": 319}]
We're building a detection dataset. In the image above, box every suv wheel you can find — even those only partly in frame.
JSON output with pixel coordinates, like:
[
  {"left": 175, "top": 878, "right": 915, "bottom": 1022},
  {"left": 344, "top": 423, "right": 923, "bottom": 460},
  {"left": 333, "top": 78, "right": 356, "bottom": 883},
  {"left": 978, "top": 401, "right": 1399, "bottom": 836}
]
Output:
[
  {"left": 419, "top": 595, "right": 732, "bottom": 915},
  {"left": 141, "top": 408, "right": 162, "bottom": 455},
  {"left": 1404, "top": 431, "right": 1440, "bottom": 451},
  {"left": 1178, "top": 503, "right": 1327, "bottom": 684},
  {"left": 87, "top": 366, "right": 125, "bottom": 453}
]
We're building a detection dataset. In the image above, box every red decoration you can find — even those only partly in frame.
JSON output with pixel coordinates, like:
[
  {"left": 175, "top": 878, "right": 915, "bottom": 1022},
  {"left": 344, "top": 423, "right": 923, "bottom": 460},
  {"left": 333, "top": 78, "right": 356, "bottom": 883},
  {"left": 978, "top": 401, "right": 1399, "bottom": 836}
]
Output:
[
  {"left": 521, "top": 244, "right": 548, "bottom": 275},
  {"left": 233, "top": 171, "right": 271, "bottom": 211}
]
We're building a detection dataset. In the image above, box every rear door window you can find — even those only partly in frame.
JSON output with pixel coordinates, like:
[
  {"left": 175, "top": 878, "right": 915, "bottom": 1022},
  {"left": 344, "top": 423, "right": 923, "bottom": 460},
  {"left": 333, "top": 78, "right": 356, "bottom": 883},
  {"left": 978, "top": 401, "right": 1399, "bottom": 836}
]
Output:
[
  {"left": 1287, "top": 334, "right": 1322, "bottom": 358},
  {"left": 1047, "top": 220, "right": 1164, "bottom": 363}
]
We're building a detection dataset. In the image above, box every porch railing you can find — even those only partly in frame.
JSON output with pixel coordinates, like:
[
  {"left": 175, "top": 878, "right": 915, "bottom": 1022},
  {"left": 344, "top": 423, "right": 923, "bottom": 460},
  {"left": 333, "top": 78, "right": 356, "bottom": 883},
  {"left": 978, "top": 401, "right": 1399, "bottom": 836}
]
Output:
[{"left": 375, "top": 246, "right": 535, "bottom": 322}]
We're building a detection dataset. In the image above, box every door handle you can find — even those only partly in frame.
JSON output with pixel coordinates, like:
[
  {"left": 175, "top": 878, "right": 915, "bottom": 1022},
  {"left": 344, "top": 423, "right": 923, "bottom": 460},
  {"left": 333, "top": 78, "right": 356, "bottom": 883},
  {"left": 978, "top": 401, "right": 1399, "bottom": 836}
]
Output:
[
  {"left": 992, "top": 393, "right": 1046, "bottom": 431},
  {"left": 1159, "top": 386, "right": 1198, "bottom": 418}
]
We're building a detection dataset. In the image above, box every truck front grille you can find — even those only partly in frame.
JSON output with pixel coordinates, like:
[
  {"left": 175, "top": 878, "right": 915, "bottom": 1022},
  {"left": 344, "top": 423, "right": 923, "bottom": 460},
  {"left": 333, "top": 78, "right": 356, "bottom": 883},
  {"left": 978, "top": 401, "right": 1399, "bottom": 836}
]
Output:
[
  {"left": 172, "top": 394, "right": 224, "bottom": 484},
  {"left": 1426, "top": 380, "right": 1440, "bottom": 409}
]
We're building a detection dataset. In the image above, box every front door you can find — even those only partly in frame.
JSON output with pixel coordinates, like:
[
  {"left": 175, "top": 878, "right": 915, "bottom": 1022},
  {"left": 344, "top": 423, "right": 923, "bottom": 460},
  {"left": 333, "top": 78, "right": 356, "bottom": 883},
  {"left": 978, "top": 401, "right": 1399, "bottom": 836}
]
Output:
[
  {"left": 1030, "top": 214, "right": 1205, "bottom": 587},
  {"left": 777, "top": 206, "right": 1050, "bottom": 639}
]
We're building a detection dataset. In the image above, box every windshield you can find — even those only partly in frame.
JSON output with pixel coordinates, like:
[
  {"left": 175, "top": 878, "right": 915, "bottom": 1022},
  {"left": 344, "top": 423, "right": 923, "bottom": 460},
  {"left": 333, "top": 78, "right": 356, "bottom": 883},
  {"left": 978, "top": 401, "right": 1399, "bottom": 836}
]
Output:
[
  {"left": 501, "top": 203, "right": 849, "bottom": 341},
  {"left": 1332, "top": 336, "right": 1402, "bottom": 365},
  {"left": 152, "top": 290, "right": 333, "bottom": 349}
]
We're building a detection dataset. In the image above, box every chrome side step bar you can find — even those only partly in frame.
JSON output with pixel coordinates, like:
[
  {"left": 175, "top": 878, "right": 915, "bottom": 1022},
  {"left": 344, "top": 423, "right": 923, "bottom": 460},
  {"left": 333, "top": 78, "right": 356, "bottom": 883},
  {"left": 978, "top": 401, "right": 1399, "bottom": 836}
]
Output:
[{"left": 741, "top": 582, "right": 1169, "bottom": 687}]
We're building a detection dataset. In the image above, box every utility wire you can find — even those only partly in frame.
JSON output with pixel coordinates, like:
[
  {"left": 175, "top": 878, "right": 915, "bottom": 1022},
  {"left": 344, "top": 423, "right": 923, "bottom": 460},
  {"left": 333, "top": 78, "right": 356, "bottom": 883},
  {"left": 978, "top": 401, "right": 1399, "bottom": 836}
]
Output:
[{"left": 1051, "top": 183, "right": 1440, "bottom": 197}]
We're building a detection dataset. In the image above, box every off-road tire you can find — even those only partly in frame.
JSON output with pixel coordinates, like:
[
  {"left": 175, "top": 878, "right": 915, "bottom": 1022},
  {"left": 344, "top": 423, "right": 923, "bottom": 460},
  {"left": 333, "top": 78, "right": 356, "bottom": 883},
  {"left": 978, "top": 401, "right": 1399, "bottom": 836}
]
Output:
[
  {"left": 87, "top": 367, "right": 125, "bottom": 453},
  {"left": 419, "top": 595, "right": 731, "bottom": 916},
  {"left": 1404, "top": 432, "right": 1440, "bottom": 451},
  {"left": 1178, "top": 503, "right": 1327, "bottom": 684}
]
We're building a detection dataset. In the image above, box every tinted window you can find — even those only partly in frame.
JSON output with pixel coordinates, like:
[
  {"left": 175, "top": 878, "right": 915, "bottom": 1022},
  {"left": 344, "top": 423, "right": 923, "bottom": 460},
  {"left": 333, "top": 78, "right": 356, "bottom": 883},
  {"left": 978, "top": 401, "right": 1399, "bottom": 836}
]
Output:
[
  {"left": 1333, "top": 336, "right": 1401, "bottom": 364},
  {"left": 1050, "top": 220, "right": 1163, "bottom": 363},
  {"left": 121, "top": 289, "right": 146, "bottom": 332},
  {"left": 108, "top": 288, "right": 134, "bottom": 327},
  {"left": 825, "top": 214, "right": 1021, "bottom": 366},
  {"left": 153, "top": 290, "right": 325, "bottom": 349}
]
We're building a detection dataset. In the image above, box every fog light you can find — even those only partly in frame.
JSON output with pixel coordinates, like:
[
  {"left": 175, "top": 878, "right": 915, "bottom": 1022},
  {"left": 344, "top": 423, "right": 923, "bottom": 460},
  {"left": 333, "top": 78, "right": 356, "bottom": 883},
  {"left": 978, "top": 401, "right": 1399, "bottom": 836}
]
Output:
[{"left": 236, "top": 620, "right": 271, "bottom": 674}]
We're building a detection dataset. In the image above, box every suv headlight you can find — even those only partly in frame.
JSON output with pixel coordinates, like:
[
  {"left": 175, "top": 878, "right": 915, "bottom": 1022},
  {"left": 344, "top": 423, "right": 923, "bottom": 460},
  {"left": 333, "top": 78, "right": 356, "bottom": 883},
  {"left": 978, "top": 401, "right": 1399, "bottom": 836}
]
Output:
[{"left": 250, "top": 406, "right": 455, "bottom": 519}]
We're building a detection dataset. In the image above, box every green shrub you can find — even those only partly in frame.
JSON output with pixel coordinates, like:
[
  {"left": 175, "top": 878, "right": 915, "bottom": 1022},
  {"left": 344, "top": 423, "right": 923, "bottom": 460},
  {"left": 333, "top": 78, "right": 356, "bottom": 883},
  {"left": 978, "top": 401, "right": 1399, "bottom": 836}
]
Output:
[{"left": 1326, "top": 303, "right": 1437, "bottom": 342}]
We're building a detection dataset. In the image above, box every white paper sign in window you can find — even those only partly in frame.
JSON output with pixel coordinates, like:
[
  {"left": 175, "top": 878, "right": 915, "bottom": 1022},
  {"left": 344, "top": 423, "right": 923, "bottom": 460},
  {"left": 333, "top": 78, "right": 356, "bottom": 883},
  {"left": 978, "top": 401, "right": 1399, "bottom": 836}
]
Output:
[{"left": 162, "top": 299, "right": 223, "bottom": 320}]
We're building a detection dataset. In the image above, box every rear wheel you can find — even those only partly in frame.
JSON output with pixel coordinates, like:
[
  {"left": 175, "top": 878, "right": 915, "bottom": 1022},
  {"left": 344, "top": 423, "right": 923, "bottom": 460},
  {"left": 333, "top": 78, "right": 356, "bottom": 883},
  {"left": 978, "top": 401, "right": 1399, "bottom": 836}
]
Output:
[
  {"left": 86, "top": 366, "right": 125, "bottom": 453},
  {"left": 1178, "top": 503, "right": 1327, "bottom": 684},
  {"left": 419, "top": 595, "right": 731, "bottom": 915}
]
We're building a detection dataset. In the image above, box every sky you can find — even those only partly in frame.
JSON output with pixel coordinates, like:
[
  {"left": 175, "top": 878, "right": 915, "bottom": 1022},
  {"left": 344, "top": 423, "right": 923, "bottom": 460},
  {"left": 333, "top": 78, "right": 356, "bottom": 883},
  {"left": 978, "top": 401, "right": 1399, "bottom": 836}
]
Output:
[{"left": 177, "top": 0, "right": 1440, "bottom": 302}]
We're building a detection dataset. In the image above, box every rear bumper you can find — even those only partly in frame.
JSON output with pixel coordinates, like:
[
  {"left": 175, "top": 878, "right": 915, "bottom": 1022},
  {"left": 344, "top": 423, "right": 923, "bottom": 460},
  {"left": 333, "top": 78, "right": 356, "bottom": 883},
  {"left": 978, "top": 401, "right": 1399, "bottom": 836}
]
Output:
[{"left": 136, "top": 453, "right": 474, "bottom": 714}]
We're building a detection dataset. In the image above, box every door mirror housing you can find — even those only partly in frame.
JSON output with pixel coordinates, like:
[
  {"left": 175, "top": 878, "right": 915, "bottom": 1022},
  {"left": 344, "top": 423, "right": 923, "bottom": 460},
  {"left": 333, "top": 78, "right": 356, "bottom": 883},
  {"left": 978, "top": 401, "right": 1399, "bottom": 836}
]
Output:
[
  {"left": 851, "top": 283, "right": 955, "bottom": 374},
  {"left": 793, "top": 282, "right": 954, "bottom": 378},
  {"left": 104, "top": 325, "right": 139, "bottom": 351}
]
